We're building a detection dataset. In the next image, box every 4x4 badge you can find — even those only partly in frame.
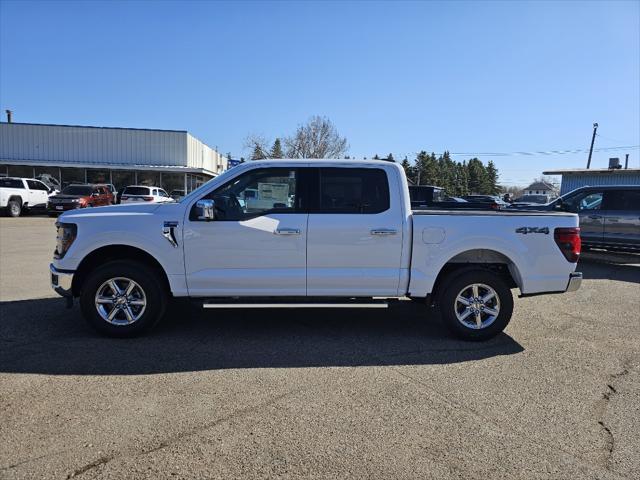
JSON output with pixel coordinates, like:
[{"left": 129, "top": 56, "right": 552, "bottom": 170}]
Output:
[{"left": 516, "top": 227, "right": 549, "bottom": 235}]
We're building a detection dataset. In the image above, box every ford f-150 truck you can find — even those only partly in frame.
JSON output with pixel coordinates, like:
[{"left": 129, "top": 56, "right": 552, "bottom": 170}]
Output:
[{"left": 50, "top": 160, "right": 582, "bottom": 340}]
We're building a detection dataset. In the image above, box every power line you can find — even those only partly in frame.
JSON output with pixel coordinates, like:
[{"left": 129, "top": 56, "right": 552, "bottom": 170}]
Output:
[{"left": 444, "top": 145, "right": 640, "bottom": 157}]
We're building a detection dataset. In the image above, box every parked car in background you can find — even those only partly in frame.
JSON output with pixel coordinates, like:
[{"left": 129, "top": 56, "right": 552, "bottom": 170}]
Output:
[
  {"left": 409, "top": 186, "right": 499, "bottom": 210},
  {"left": 463, "top": 195, "right": 509, "bottom": 209},
  {"left": 47, "top": 184, "right": 114, "bottom": 215},
  {"left": 508, "top": 185, "right": 640, "bottom": 252},
  {"left": 170, "top": 189, "right": 185, "bottom": 201},
  {"left": 0, "top": 177, "right": 51, "bottom": 217},
  {"left": 120, "top": 186, "right": 173, "bottom": 204},
  {"left": 510, "top": 194, "right": 553, "bottom": 207}
]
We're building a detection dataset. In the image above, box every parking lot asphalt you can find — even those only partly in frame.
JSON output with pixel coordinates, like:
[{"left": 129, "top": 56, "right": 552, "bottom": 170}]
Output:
[{"left": 1, "top": 216, "right": 639, "bottom": 479}]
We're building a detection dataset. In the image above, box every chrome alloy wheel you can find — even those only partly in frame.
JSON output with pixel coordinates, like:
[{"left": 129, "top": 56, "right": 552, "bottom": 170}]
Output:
[
  {"left": 94, "top": 277, "right": 147, "bottom": 326},
  {"left": 454, "top": 283, "right": 501, "bottom": 330}
]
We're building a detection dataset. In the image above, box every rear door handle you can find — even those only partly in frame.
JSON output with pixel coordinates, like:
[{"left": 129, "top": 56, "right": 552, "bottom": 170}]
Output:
[
  {"left": 588, "top": 215, "right": 602, "bottom": 220},
  {"left": 274, "top": 228, "right": 301, "bottom": 235},
  {"left": 371, "top": 228, "right": 397, "bottom": 236}
]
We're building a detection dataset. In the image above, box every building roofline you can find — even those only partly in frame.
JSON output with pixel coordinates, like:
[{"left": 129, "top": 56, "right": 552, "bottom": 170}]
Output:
[
  {"left": 543, "top": 168, "right": 640, "bottom": 175},
  {"left": 0, "top": 121, "right": 187, "bottom": 134},
  {"left": 0, "top": 158, "right": 216, "bottom": 176}
]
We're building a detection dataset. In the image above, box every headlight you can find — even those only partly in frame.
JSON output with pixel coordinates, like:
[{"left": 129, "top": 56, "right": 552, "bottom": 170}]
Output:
[
  {"left": 54, "top": 223, "right": 77, "bottom": 259},
  {"left": 72, "top": 199, "right": 80, "bottom": 203}
]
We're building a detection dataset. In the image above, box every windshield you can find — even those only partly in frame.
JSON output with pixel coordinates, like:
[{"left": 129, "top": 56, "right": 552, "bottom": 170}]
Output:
[
  {"left": 123, "top": 187, "right": 150, "bottom": 196},
  {"left": 62, "top": 185, "right": 93, "bottom": 195}
]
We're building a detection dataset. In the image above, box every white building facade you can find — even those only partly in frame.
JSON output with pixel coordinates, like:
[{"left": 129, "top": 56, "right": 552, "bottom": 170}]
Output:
[{"left": 0, "top": 122, "right": 228, "bottom": 193}]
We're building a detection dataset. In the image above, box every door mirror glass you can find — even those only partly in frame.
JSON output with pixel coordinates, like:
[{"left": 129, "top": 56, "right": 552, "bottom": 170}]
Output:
[{"left": 195, "top": 199, "right": 216, "bottom": 221}]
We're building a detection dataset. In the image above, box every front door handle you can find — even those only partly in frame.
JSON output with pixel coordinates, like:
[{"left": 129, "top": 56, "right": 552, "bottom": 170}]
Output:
[
  {"left": 588, "top": 215, "right": 602, "bottom": 220},
  {"left": 274, "top": 228, "right": 301, "bottom": 235},
  {"left": 371, "top": 228, "right": 398, "bottom": 236}
]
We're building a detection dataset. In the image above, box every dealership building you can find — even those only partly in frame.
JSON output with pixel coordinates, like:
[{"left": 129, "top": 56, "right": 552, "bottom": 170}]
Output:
[{"left": 0, "top": 122, "right": 228, "bottom": 193}]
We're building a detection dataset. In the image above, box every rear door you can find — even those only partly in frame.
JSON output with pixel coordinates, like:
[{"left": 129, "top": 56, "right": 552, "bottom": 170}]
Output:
[
  {"left": 25, "top": 180, "right": 49, "bottom": 207},
  {"left": 306, "top": 166, "right": 404, "bottom": 296},
  {"left": 603, "top": 190, "right": 640, "bottom": 248}
]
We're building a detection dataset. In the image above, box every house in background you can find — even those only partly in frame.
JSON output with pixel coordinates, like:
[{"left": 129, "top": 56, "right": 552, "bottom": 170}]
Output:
[{"left": 523, "top": 180, "right": 557, "bottom": 196}]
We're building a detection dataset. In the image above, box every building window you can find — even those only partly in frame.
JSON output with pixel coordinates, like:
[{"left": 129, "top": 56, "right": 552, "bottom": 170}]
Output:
[
  {"left": 60, "top": 167, "right": 86, "bottom": 186},
  {"left": 161, "top": 173, "right": 185, "bottom": 196},
  {"left": 87, "top": 169, "right": 110, "bottom": 185},
  {"left": 111, "top": 170, "right": 136, "bottom": 190},
  {"left": 7, "top": 165, "right": 35, "bottom": 178},
  {"left": 0, "top": 164, "right": 8, "bottom": 177},
  {"left": 137, "top": 171, "right": 160, "bottom": 187}
]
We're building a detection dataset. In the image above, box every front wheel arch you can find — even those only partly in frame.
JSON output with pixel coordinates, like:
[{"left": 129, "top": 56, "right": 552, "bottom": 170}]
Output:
[{"left": 72, "top": 244, "right": 171, "bottom": 297}]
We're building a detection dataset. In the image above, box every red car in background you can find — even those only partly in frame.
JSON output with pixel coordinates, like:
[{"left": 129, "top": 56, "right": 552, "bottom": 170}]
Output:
[{"left": 47, "top": 184, "right": 114, "bottom": 215}]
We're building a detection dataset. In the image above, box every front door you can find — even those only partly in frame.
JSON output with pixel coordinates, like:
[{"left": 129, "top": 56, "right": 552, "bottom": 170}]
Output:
[
  {"left": 565, "top": 190, "right": 605, "bottom": 244},
  {"left": 183, "top": 167, "right": 308, "bottom": 297},
  {"left": 306, "top": 167, "right": 404, "bottom": 297}
]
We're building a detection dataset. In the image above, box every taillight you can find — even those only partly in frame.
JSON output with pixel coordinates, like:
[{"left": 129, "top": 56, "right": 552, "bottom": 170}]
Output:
[
  {"left": 490, "top": 202, "right": 499, "bottom": 210},
  {"left": 121, "top": 195, "right": 129, "bottom": 200},
  {"left": 554, "top": 227, "right": 581, "bottom": 263},
  {"left": 143, "top": 196, "right": 154, "bottom": 201}
]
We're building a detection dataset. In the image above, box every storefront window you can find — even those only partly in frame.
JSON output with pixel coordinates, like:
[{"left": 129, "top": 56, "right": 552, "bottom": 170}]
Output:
[
  {"left": 34, "top": 167, "right": 62, "bottom": 191},
  {"left": 60, "top": 167, "right": 86, "bottom": 186},
  {"left": 0, "top": 164, "right": 8, "bottom": 177},
  {"left": 137, "top": 171, "right": 160, "bottom": 187},
  {"left": 8, "top": 165, "right": 35, "bottom": 178},
  {"left": 87, "top": 169, "right": 110, "bottom": 185},
  {"left": 111, "top": 170, "right": 136, "bottom": 190},
  {"left": 160, "top": 173, "right": 185, "bottom": 195}
]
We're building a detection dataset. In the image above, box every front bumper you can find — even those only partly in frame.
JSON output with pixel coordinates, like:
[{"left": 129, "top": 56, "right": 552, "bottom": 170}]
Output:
[
  {"left": 50, "top": 263, "right": 74, "bottom": 297},
  {"left": 48, "top": 203, "right": 81, "bottom": 213},
  {"left": 566, "top": 272, "right": 582, "bottom": 292}
]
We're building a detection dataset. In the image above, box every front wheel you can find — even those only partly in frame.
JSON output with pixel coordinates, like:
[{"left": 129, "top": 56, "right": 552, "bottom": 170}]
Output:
[
  {"left": 80, "top": 260, "right": 167, "bottom": 337},
  {"left": 438, "top": 269, "right": 514, "bottom": 341}
]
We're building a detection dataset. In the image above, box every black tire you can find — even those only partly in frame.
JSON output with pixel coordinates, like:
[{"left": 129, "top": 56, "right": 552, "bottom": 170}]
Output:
[
  {"left": 7, "top": 199, "right": 22, "bottom": 217},
  {"left": 79, "top": 260, "right": 167, "bottom": 337},
  {"left": 438, "top": 269, "right": 514, "bottom": 341}
]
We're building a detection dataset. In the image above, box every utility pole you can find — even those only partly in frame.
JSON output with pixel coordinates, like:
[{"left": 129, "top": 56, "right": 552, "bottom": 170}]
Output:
[
  {"left": 625, "top": 153, "right": 629, "bottom": 169},
  {"left": 586, "top": 122, "right": 598, "bottom": 169}
]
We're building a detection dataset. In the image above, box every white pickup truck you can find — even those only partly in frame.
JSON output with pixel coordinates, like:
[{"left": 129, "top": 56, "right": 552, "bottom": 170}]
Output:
[
  {"left": 50, "top": 160, "right": 582, "bottom": 340},
  {"left": 1, "top": 177, "right": 52, "bottom": 217}
]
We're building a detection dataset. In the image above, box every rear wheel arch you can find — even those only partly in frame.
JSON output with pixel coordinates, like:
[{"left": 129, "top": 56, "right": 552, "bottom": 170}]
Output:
[
  {"left": 72, "top": 245, "right": 171, "bottom": 297},
  {"left": 428, "top": 249, "right": 521, "bottom": 304}
]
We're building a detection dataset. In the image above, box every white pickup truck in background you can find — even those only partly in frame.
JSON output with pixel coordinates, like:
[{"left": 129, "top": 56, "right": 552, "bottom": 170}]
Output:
[
  {"left": 50, "top": 160, "right": 582, "bottom": 340},
  {"left": 0, "top": 177, "right": 53, "bottom": 217}
]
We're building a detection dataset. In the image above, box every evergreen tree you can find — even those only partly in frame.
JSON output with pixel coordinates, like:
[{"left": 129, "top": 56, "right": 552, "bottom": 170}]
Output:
[
  {"left": 270, "top": 138, "right": 284, "bottom": 158},
  {"left": 373, "top": 154, "right": 380, "bottom": 160},
  {"left": 485, "top": 160, "right": 500, "bottom": 194},
  {"left": 384, "top": 153, "right": 395, "bottom": 162},
  {"left": 251, "top": 144, "right": 266, "bottom": 160}
]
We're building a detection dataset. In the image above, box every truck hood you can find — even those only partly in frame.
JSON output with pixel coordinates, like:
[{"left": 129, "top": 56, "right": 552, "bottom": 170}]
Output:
[{"left": 59, "top": 202, "right": 183, "bottom": 221}]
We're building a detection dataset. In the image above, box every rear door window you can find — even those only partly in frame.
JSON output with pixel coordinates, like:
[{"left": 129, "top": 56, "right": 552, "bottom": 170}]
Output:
[
  {"left": 316, "top": 168, "right": 390, "bottom": 214},
  {"left": 604, "top": 190, "right": 640, "bottom": 210}
]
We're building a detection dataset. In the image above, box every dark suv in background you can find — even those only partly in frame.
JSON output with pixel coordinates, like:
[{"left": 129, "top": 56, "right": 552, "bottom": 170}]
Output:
[{"left": 510, "top": 185, "right": 640, "bottom": 252}]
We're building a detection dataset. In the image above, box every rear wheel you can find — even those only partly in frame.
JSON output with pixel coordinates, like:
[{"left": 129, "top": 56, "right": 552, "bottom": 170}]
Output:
[
  {"left": 80, "top": 260, "right": 167, "bottom": 337},
  {"left": 438, "top": 269, "right": 513, "bottom": 341},
  {"left": 7, "top": 199, "right": 21, "bottom": 217}
]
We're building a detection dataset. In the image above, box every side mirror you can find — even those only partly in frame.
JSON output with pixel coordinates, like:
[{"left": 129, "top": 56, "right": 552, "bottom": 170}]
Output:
[{"left": 195, "top": 199, "right": 216, "bottom": 221}]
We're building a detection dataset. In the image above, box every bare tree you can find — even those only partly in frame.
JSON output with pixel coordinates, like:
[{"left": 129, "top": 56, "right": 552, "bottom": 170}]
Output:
[
  {"left": 284, "top": 116, "right": 349, "bottom": 159},
  {"left": 243, "top": 134, "right": 271, "bottom": 160}
]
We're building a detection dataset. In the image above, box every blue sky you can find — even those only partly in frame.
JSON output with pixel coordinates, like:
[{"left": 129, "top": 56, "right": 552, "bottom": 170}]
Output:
[{"left": 1, "top": 0, "right": 638, "bottom": 185}]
